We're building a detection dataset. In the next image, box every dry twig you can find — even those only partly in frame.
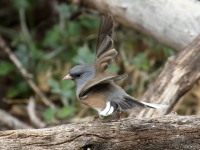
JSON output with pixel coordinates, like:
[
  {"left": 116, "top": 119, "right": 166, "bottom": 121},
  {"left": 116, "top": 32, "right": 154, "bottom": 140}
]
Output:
[
  {"left": 0, "top": 35, "right": 55, "bottom": 108},
  {"left": 0, "top": 108, "right": 32, "bottom": 129},
  {"left": 27, "top": 97, "right": 46, "bottom": 128}
]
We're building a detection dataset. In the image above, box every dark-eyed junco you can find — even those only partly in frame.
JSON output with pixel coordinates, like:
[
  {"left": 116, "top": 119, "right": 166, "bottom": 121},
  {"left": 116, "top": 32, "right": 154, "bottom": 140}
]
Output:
[{"left": 63, "top": 14, "right": 167, "bottom": 118}]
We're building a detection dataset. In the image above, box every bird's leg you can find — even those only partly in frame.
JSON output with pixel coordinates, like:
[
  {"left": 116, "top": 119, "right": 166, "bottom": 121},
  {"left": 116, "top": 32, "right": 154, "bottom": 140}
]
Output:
[
  {"left": 99, "top": 115, "right": 104, "bottom": 120},
  {"left": 94, "top": 115, "right": 104, "bottom": 121},
  {"left": 117, "top": 109, "right": 122, "bottom": 119}
]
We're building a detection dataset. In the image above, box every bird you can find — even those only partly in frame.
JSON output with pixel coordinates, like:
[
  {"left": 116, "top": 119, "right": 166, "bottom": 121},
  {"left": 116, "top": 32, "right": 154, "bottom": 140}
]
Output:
[{"left": 63, "top": 14, "right": 167, "bottom": 119}]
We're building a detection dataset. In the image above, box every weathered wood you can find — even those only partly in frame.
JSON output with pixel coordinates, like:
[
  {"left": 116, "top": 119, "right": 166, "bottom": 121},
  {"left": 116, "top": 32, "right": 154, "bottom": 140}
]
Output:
[
  {"left": 69, "top": 0, "right": 200, "bottom": 51},
  {"left": 130, "top": 35, "right": 200, "bottom": 118},
  {"left": 0, "top": 115, "right": 200, "bottom": 150},
  {"left": 0, "top": 109, "right": 32, "bottom": 129}
]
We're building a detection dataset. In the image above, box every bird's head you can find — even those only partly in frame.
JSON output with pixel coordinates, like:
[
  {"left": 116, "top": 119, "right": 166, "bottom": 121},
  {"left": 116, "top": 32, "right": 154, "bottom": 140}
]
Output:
[{"left": 63, "top": 65, "right": 95, "bottom": 93}]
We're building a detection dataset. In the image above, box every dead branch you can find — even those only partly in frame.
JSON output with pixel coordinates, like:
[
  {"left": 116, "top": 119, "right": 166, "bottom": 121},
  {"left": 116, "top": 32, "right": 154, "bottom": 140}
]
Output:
[
  {"left": 0, "top": 114, "right": 200, "bottom": 150},
  {"left": 27, "top": 97, "right": 46, "bottom": 128},
  {"left": 129, "top": 34, "right": 200, "bottom": 118},
  {"left": 0, "top": 35, "right": 55, "bottom": 108},
  {"left": 69, "top": 0, "right": 200, "bottom": 51},
  {"left": 0, "top": 109, "right": 32, "bottom": 129}
]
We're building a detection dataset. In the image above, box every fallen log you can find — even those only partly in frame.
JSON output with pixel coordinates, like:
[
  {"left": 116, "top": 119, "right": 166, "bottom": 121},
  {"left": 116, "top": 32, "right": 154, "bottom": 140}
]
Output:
[{"left": 0, "top": 114, "right": 199, "bottom": 150}]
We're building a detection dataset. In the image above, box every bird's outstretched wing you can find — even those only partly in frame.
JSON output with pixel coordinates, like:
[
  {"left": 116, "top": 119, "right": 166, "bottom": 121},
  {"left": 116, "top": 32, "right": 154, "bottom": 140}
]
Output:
[
  {"left": 94, "top": 14, "right": 118, "bottom": 73},
  {"left": 79, "top": 14, "right": 122, "bottom": 99},
  {"left": 79, "top": 74, "right": 128, "bottom": 99}
]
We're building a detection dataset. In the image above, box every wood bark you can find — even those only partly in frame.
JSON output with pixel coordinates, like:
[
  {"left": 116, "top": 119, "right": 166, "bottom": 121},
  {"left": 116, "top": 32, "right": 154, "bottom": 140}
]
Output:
[
  {"left": 69, "top": 0, "right": 200, "bottom": 51},
  {"left": 0, "top": 115, "right": 200, "bottom": 150},
  {"left": 129, "top": 34, "right": 200, "bottom": 118}
]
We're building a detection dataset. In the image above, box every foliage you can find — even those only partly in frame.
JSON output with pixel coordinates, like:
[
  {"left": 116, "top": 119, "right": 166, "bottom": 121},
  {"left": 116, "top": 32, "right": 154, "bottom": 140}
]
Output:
[{"left": 0, "top": 0, "right": 177, "bottom": 127}]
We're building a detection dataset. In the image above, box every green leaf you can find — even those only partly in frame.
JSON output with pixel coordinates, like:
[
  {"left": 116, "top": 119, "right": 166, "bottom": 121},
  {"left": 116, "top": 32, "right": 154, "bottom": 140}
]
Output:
[
  {"left": 133, "top": 53, "right": 149, "bottom": 71},
  {"left": 29, "top": 45, "right": 43, "bottom": 60},
  {"left": 0, "top": 62, "right": 14, "bottom": 75},
  {"left": 163, "top": 47, "right": 175, "bottom": 57},
  {"left": 57, "top": 105, "right": 75, "bottom": 119},
  {"left": 7, "top": 87, "right": 20, "bottom": 98},
  {"left": 12, "top": 0, "right": 30, "bottom": 9},
  {"left": 61, "top": 80, "right": 74, "bottom": 90},
  {"left": 48, "top": 79, "right": 61, "bottom": 94},
  {"left": 15, "top": 44, "right": 29, "bottom": 68},
  {"left": 80, "top": 17, "right": 99, "bottom": 29},
  {"left": 43, "top": 107, "right": 56, "bottom": 123},
  {"left": 43, "top": 25, "right": 62, "bottom": 48},
  {"left": 107, "top": 64, "right": 119, "bottom": 73},
  {"left": 56, "top": 4, "right": 76, "bottom": 19},
  {"left": 48, "top": 79, "right": 59, "bottom": 89},
  {"left": 60, "top": 81, "right": 75, "bottom": 105},
  {"left": 7, "top": 81, "right": 29, "bottom": 98},
  {"left": 67, "top": 22, "right": 81, "bottom": 37},
  {"left": 73, "top": 47, "right": 94, "bottom": 64}
]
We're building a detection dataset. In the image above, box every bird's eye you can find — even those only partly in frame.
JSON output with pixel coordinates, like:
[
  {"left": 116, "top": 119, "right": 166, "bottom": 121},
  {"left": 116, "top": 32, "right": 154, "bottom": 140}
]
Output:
[{"left": 75, "top": 74, "right": 81, "bottom": 78}]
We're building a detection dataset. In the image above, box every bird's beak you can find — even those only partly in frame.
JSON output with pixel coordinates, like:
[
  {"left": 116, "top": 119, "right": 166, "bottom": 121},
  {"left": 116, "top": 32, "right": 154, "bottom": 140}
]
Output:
[{"left": 62, "top": 74, "right": 73, "bottom": 80}]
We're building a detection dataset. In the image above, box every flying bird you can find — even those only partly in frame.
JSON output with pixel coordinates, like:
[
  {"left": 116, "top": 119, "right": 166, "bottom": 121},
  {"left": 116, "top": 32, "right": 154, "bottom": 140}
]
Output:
[{"left": 63, "top": 14, "right": 167, "bottom": 119}]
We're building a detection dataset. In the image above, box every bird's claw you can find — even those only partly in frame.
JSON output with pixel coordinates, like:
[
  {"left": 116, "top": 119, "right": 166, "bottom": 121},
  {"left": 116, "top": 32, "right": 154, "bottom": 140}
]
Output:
[
  {"left": 94, "top": 115, "right": 104, "bottom": 121},
  {"left": 117, "top": 110, "right": 122, "bottom": 119}
]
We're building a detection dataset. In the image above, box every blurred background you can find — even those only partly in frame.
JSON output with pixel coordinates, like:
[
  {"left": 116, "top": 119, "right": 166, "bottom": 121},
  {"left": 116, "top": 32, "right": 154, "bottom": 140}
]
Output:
[{"left": 0, "top": 0, "right": 199, "bottom": 130}]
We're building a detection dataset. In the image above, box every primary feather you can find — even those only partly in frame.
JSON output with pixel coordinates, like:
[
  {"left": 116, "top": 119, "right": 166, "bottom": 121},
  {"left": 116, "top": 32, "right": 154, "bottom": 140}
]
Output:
[{"left": 94, "top": 14, "right": 117, "bottom": 73}]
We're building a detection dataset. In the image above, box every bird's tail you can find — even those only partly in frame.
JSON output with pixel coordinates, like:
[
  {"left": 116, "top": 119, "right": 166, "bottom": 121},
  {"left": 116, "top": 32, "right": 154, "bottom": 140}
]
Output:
[
  {"left": 140, "top": 101, "right": 168, "bottom": 109},
  {"left": 118, "top": 95, "right": 168, "bottom": 111}
]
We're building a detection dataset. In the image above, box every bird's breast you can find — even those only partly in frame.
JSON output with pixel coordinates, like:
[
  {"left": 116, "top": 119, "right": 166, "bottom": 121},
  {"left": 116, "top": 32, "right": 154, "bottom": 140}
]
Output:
[{"left": 79, "top": 91, "right": 107, "bottom": 112}]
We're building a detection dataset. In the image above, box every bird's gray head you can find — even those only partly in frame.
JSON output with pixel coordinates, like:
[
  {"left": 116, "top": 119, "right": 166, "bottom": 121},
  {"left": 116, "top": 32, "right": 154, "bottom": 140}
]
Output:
[{"left": 63, "top": 65, "right": 95, "bottom": 93}]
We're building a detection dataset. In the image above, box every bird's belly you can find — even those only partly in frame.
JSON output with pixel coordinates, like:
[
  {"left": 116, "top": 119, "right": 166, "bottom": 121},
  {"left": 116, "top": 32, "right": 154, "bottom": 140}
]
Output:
[{"left": 79, "top": 92, "right": 106, "bottom": 111}]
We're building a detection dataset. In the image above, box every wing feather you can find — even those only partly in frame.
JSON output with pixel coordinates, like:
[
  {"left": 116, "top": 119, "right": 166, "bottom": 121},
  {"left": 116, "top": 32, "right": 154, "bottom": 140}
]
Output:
[
  {"left": 79, "top": 74, "right": 127, "bottom": 99},
  {"left": 96, "top": 14, "right": 113, "bottom": 51},
  {"left": 95, "top": 14, "right": 117, "bottom": 73}
]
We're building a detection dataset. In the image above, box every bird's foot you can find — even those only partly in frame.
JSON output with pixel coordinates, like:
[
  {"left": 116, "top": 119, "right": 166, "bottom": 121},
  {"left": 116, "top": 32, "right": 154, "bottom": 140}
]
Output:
[
  {"left": 94, "top": 115, "right": 104, "bottom": 121},
  {"left": 117, "top": 110, "right": 122, "bottom": 119}
]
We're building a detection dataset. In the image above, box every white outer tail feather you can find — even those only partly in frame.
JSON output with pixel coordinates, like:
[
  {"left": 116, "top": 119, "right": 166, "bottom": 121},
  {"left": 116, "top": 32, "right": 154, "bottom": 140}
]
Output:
[
  {"left": 141, "top": 101, "right": 168, "bottom": 109},
  {"left": 99, "top": 102, "right": 114, "bottom": 116},
  {"left": 98, "top": 101, "right": 168, "bottom": 117}
]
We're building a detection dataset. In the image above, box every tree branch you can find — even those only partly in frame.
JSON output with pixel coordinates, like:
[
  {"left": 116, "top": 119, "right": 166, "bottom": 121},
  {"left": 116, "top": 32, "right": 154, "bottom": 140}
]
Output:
[
  {"left": 0, "top": 109, "right": 32, "bottom": 129},
  {"left": 27, "top": 97, "right": 46, "bottom": 128},
  {"left": 0, "top": 35, "right": 55, "bottom": 108},
  {"left": 69, "top": 0, "right": 200, "bottom": 51},
  {"left": 130, "top": 34, "right": 200, "bottom": 118},
  {"left": 0, "top": 115, "right": 200, "bottom": 149}
]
